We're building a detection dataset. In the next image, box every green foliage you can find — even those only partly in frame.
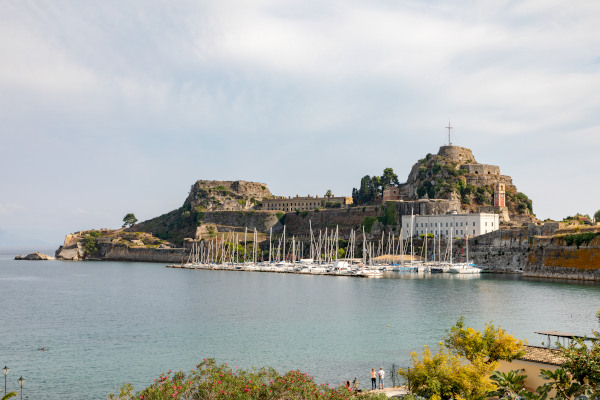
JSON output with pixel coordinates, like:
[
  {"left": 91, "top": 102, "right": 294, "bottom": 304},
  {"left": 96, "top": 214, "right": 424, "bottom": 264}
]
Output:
[
  {"left": 122, "top": 213, "right": 138, "bottom": 228},
  {"left": 563, "top": 232, "right": 599, "bottom": 248},
  {"left": 444, "top": 317, "right": 524, "bottom": 363},
  {"left": 83, "top": 235, "right": 98, "bottom": 255},
  {"left": 378, "top": 203, "right": 397, "bottom": 226},
  {"left": 594, "top": 209, "right": 600, "bottom": 222},
  {"left": 353, "top": 168, "right": 400, "bottom": 205},
  {"left": 489, "top": 370, "right": 528, "bottom": 400},
  {"left": 324, "top": 201, "right": 342, "bottom": 208},
  {"left": 362, "top": 216, "right": 378, "bottom": 233},
  {"left": 325, "top": 189, "right": 333, "bottom": 198},
  {"left": 399, "top": 346, "right": 496, "bottom": 400},
  {"left": 88, "top": 230, "right": 101, "bottom": 237},
  {"left": 512, "top": 192, "right": 533, "bottom": 214},
  {"left": 400, "top": 318, "right": 524, "bottom": 400},
  {"left": 108, "top": 359, "right": 387, "bottom": 400},
  {"left": 301, "top": 211, "right": 309, "bottom": 218},
  {"left": 181, "top": 210, "right": 191, "bottom": 218},
  {"left": 558, "top": 331, "right": 600, "bottom": 388},
  {"left": 275, "top": 212, "right": 285, "bottom": 224}
]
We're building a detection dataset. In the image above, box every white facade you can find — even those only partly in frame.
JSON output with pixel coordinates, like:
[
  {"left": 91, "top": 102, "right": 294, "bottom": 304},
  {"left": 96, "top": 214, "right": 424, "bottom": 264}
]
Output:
[{"left": 402, "top": 213, "right": 499, "bottom": 238}]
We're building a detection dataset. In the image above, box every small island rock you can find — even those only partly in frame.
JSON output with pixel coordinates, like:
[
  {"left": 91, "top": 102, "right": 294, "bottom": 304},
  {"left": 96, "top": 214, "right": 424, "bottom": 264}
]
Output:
[{"left": 15, "top": 252, "right": 55, "bottom": 261}]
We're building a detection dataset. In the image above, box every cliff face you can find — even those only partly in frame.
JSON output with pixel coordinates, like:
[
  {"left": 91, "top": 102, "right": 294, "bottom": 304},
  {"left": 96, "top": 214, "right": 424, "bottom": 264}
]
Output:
[
  {"left": 184, "top": 180, "right": 272, "bottom": 212},
  {"left": 467, "top": 225, "right": 600, "bottom": 280}
]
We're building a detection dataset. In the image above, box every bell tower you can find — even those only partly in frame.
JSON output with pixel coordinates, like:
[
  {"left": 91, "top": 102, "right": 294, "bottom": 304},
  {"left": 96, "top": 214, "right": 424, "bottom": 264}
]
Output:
[{"left": 494, "top": 182, "right": 506, "bottom": 207}]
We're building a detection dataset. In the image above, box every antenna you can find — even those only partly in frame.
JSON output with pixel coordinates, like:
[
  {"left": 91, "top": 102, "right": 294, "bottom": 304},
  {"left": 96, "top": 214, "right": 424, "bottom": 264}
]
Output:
[{"left": 445, "top": 121, "right": 453, "bottom": 145}]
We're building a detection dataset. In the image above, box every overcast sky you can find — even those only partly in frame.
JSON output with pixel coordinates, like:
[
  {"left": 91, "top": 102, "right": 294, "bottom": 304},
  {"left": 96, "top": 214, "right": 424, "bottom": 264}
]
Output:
[{"left": 1, "top": 0, "right": 599, "bottom": 247}]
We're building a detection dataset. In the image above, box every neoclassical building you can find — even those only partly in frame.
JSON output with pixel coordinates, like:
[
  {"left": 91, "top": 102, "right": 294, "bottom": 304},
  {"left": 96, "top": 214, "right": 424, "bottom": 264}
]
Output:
[{"left": 262, "top": 195, "right": 353, "bottom": 212}]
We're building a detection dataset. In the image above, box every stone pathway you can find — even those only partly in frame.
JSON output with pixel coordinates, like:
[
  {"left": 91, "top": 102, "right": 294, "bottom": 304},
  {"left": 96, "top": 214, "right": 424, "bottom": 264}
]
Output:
[{"left": 368, "top": 386, "right": 408, "bottom": 397}]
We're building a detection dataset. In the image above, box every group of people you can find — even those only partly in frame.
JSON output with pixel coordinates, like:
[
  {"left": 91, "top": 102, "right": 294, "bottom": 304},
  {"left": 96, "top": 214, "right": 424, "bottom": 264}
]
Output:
[
  {"left": 371, "top": 367, "right": 385, "bottom": 390},
  {"left": 344, "top": 367, "right": 385, "bottom": 392}
]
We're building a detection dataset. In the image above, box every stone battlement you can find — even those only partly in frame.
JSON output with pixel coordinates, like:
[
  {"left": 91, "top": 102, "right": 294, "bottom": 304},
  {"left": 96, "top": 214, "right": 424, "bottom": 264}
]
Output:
[{"left": 437, "top": 145, "right": 477, "bottom": 164}]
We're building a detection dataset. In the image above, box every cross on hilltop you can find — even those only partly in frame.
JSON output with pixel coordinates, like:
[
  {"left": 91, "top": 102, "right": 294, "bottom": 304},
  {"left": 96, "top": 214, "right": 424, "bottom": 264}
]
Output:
[{"left": 445, "top": 121, "right": 453, "bottom": 145}]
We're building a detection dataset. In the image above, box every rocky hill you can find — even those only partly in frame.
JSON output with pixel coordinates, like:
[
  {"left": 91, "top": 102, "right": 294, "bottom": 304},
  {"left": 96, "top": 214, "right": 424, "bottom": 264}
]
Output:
[
  {"left": 184, "top": 180, "right": 273, "bottom": 211},
  {"left": 398, "top": 145, "right": 534, "bottom": 224},
  {"left": 133, "top": 180, "right": 276, "bottom": 244}
]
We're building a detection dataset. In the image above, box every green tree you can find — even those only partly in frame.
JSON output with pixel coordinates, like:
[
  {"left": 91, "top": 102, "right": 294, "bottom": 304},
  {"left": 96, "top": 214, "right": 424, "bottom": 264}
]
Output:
[
  {"left": 381, "top": 167, "right": 400, "bottom": 188},
  {"left": 325, "top": 189, "right": 333, "bottom": 198},
  {"left": 357, "top": 175, "right": 375, "bottom": 205},
  {"left": 400, "top": 318, "right": 524, "bottom": 400},
  {"left": 443, "top": 317, "right": 524, "bottom": 363},
  {"left": 594, "top": 209, "right": 600, "bottom": 223},
  {"left": 122, "top": 213, "right": 138, "bottom": 228}
]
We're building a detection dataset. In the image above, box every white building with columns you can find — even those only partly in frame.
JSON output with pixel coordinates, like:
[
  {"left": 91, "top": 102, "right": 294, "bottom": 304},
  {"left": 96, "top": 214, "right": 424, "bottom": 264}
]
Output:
[{"left": 402, "top": 212, "right": 499, "bottom": 238}]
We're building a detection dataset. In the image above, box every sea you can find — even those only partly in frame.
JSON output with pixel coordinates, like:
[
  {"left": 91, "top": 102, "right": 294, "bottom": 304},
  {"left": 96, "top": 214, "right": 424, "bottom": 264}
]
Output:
[{"left": 1, "top": 248, "right": 599, "bottom": 399}]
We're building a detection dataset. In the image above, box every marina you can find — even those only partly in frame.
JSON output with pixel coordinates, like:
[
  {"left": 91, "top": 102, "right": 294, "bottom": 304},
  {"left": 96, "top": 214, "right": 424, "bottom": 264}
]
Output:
[{"left": 168, "top": 223, "right": 483, "bottom": 276}]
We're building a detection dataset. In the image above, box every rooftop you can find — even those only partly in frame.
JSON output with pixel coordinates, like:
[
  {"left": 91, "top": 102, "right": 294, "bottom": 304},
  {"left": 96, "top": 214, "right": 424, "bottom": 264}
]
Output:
[{"left": 520, "top": 345, "right": 566, "bottom": 366}]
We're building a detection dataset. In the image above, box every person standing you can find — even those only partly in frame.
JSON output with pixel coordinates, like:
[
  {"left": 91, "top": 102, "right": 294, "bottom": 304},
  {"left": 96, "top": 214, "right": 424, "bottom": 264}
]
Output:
[
  {"left": 371, "top": 368, "right": 377, "bottom": 390},
  {"left": 378, "top": 367, "right": 385, "bottom": 389}
]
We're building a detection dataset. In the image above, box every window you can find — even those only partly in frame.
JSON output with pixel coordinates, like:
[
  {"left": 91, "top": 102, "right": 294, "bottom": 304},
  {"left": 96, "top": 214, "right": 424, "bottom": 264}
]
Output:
[
  {"left": 446, "top": 230, "right": 448, "bottom": 235},
  {"left": 485, "top": 222, "right": 488, "bottom": 226},
  {"left": 492, "top": 222, "right": 494, "bottom": 227},
  {"left": 473, "top": 222, "right": 475, "bottom": 226},
  {"left": 446, "top": 223, "right": 448, "bottom": 227},
  {"left": 473, "top": 230, "right": 476, "bottom": 235}
]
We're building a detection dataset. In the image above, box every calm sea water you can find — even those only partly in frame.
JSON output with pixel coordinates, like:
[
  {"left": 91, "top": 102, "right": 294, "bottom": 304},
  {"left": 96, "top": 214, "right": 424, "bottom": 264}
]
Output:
[{"left": 1, "top": 248, "right": 599, "bottom": 399}]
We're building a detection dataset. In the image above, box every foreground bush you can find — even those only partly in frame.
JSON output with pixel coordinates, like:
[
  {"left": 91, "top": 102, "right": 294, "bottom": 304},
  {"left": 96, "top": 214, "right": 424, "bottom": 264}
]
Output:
[{"left": 108, "top": 359, "right": 387, "bottom": 400}]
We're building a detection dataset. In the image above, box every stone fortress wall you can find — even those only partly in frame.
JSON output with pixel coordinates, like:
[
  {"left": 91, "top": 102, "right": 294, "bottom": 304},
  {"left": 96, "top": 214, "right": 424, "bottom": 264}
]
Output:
[{"left": 461, "top": 164, "right": 500, "bottom": 175}]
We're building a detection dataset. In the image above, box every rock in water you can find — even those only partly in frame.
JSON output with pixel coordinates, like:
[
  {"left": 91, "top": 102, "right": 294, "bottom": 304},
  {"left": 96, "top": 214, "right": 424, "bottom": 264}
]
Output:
[{"left": 15, "top": 252, "right": 55, "bottom": 260}]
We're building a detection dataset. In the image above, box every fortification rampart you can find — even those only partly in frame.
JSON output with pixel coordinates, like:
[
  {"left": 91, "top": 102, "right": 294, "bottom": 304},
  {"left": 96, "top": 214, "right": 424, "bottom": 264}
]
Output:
[
  {"left": 437, "top": 145, "right": 477, "bottom": 164},
  {"left": 461, "top": 164, "right": 500, "bottom": 175}
]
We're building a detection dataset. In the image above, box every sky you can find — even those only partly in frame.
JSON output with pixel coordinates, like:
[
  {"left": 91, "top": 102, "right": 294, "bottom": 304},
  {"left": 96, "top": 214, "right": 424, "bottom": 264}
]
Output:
[{"left": 1, "top": 0, "right": 599, "bottom": 247}]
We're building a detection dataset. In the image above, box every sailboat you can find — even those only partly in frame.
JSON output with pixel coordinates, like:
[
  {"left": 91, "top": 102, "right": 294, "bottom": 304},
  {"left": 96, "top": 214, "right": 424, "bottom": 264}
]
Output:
[{"left": 449, "top": 235, "right": 482, "bottom": 274}]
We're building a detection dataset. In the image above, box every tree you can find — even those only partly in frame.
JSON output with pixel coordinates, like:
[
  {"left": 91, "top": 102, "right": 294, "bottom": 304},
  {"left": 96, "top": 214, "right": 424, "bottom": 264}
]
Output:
[
  {"left": 357, "top": 175, "right": 375, "bottom": 205},
  {"left": 595, "top": 209, "right": 600, "bottom": 223},
  {"left": 325, "top": 189, "right": 333, "bottom": 198},
  {"left": 399, "top": 318, "right": 524, "bottom": 400},
  {"left": 122, "top": 213, "right": 138, "bottom": 228},
  {"left": 381, "top": 167, "right": 400, "bottom": 188},
  {"left": 400, "top": 345, "right": 496, "bottom": 400},
  {"left": 443, "top": 317, "right": 524, "bottom": 363}
]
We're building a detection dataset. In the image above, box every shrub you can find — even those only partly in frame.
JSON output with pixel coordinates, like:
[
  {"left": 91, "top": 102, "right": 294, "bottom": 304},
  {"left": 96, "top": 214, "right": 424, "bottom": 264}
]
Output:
[
  {"left": 83, "top": 236, "right": 98, "bottom": 255},
  {"left": 563, "top": 232, "right": 599, "bottom": 248},
  {"left": 108, "top": 359, "right": 387, "bottom": 400},
  {"left": 362, "top": 216, "right": 378, "bottom": 233}
]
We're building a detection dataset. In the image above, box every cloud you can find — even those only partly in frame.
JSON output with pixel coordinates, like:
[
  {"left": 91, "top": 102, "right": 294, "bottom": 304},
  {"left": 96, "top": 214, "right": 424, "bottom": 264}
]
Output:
[
  {"left": 0, "top": 202, "right": 24, "bottom": 215},
  {"left": 1, "top": 0, "right": 600, "bottom": 244}
]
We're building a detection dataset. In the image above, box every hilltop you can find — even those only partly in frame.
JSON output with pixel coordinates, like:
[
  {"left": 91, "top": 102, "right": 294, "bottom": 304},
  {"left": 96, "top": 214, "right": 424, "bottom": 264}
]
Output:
[{"left": 399, "top": 145, "right": 534, "bottom": 223}]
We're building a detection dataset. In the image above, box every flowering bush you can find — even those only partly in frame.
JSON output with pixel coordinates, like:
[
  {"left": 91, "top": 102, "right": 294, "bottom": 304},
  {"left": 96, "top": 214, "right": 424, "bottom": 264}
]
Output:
[{"left": 108, "top": 359, "right": 387, "bottom": 399}]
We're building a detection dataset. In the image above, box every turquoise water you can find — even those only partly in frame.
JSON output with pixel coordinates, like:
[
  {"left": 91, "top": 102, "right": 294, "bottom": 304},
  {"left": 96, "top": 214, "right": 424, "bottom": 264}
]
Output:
[{"left": 1, "top": 249, "right": 599, "bottom": 399}]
